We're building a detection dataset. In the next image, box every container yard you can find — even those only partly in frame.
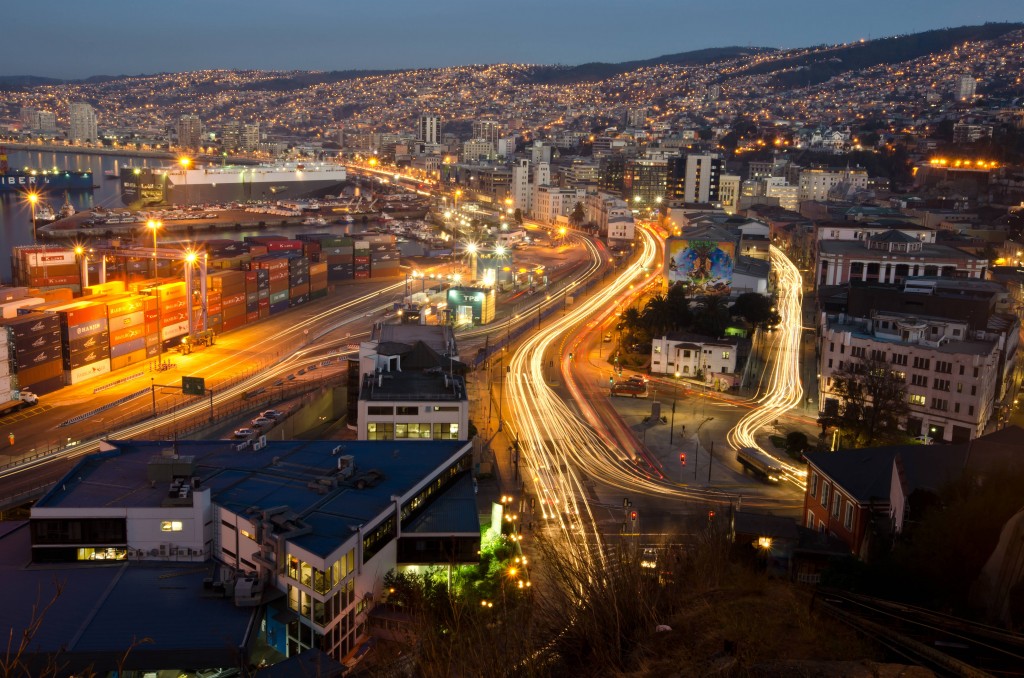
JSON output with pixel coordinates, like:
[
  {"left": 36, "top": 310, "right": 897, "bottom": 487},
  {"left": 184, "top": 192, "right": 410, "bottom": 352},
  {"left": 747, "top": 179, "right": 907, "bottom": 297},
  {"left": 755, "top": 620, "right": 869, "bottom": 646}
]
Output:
[{"left": 0, "top": 231, "right": 401, "bottom": 402}]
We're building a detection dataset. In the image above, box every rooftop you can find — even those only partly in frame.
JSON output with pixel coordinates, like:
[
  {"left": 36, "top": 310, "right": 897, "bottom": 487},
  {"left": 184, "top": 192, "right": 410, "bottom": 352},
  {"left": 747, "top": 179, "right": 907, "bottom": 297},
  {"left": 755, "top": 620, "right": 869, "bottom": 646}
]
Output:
[
  {"left": 38, "top": 439, "right": 471, "bottom": 558},
  {"left": 361, "top": 370, "right": 467, "bottom": 402},
  {"left": 818, "top": 239, "right": 981, "bottom": 260},
  {"left": 0, "top": 523, "right": 256, "bottom": 673}
]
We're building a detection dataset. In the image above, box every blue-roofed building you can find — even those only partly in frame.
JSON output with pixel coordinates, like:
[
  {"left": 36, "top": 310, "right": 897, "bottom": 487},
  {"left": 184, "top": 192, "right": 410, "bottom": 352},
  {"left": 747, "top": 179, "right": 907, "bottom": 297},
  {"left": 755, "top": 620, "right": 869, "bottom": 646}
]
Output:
[{"left": 21, "top": 437, "right": 479, "bottom": 669}]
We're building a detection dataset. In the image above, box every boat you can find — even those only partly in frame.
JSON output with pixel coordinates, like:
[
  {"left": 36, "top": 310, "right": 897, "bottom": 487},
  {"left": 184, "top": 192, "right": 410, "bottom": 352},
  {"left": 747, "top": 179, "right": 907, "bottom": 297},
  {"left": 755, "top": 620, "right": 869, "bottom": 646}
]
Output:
[
  {"left": 120, "top": 161, "right": 347, "bottom": 208},
  {"left": 0, "top": 147, "right": 95, "bottom": 194},
  {"left": 103, "top": 169, "right": 119, "bottom": 179},
  {"left": 34, "top": 203, "right": 57, "bottom": 223},
  {"left": 58, "top": 200, "right": 76, "bottom": 219}
]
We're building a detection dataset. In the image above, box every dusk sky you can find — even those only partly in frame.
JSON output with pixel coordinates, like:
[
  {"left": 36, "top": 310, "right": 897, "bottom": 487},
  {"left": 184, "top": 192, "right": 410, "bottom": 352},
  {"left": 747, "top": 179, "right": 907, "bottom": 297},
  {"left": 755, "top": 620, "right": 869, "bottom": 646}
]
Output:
[{"left": 5, "top": 0, "right": 1023, "bottom": 79}]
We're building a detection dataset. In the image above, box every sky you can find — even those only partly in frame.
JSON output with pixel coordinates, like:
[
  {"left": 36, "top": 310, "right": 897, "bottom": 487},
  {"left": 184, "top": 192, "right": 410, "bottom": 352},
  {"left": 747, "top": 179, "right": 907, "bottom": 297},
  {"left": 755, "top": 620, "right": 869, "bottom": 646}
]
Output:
[{"left": 4, "top": 0, "right": 1023, "bottom": 79}]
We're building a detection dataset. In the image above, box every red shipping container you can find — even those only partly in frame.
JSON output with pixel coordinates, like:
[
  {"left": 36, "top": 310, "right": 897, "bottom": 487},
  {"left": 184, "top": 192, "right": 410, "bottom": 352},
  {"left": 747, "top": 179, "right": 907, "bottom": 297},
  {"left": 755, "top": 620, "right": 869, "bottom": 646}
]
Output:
[
  {"left": 266, "top": 240, "right": 303, "bottom": 252},
  {"left": 224, "top": 304, "right": 246, "bottom": 320},
  {"left": 354, "top": 256, "right": 370, "bottom": 265},
  {"left": 208, "top": 303, "right": 223, "bottom": 315},
  {"left": 144, "top": 309, "right": 159, "bottom": 323},
  {"left": 27, "top": 275, "right": 79, "bottom": 286},
  {"left": 145, "top": 321, "right": 160, "bottom": 336},
  {"left": 62, "top": 302, "right": 107, "bottom": 327},
  {"left": 258, "top": 307, "right": 270, "bottom": 319},
  {"left": 107, "top": 297, "right": 146, "bottom": 317},
  {"left": 222, "top": 292, "right": 246, "bottom": 306},
  {"left": 245, "top": 271, "right": 257, "bottom": 284},
  {"left": 144, "top": 297, "right": 158, "bottom": 312},
  {"left": 222, "top": 315, "right": 246, "bottom": 332},
  {"left": 258, "top": 298, "right": 269, "bottom": 310},
  {"left": 354, "top": 270, "right": 369, "bottom": 279},
  {"left": 246, "top": 311, "right": 259, "bottom": 323}
]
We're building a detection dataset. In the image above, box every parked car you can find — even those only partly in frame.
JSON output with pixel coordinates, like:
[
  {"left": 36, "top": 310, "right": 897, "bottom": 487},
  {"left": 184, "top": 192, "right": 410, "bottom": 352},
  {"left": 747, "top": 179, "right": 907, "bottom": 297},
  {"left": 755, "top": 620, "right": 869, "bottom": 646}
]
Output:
[{"left": 251, "top": 417, "right": 273, "bottom": 428}]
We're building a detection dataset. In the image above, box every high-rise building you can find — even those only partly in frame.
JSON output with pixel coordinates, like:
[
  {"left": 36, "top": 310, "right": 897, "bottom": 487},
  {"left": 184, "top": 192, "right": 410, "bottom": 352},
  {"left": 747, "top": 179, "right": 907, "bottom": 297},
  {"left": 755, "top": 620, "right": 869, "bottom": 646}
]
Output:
[
  {"left": 69, "top": 102, "right": 98, "bottom": 143},
  {"left": 718, "top": 174, "right": 741, "bottom": 214},
  {"left": 668, "top": 153, "right": 721, "bottom": 203},
  {"left": 623, "top": 158, "right": 667, "bottom": 206},
  {"left": 956, "top": 74, "right": 976, "bottom": 102},
  {"left": 625, "top": 107, "right": 647, "bottom": 128},
  {"left": 472, "top": 120, "right": 501, "bottom": 146},
  {"left": 240, "top": 123, "right": 260, "bottom": 152},
  {"left": 418, "top": 114, "right": 440, "bottom": 145},
  {"left": 178, "top": 114, "right": 204, "bottom": 150},
  {"left": 511, "top": 159, "right": 531, "bottom": 213}
]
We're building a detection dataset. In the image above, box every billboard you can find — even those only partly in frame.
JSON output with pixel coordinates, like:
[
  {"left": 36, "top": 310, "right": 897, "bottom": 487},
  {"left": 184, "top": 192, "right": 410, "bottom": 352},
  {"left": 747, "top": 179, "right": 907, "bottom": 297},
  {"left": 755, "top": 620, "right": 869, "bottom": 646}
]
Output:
[{"left": 666, "top": 239, "right": 735, "bottom": 292}]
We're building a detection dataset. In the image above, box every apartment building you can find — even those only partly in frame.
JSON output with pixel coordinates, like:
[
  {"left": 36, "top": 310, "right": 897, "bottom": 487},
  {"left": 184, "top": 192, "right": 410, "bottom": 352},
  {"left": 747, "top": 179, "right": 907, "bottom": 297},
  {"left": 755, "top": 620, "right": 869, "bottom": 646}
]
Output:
[
  {"left": 69, "top": 102, "right": 98, "bottom": 143},
  {"left": 533, "top": 185, "right": 585, "bottom": 225},
  {"left": 798, "top": 168, "right": 868, "bottom": 203},
  {"left": 651, "top": 334, "right": 738, "bottom": 387}
]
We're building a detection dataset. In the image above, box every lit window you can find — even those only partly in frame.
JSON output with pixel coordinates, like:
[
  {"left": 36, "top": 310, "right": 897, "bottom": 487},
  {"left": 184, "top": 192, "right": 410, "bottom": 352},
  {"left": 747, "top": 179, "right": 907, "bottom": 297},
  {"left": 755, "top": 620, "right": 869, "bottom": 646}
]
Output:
[
  {"left": 161, "top": 521, "right": 183, "bottom": 532},
  {"left": 722, "top": 351, "right": 730, "bottom": 359}
]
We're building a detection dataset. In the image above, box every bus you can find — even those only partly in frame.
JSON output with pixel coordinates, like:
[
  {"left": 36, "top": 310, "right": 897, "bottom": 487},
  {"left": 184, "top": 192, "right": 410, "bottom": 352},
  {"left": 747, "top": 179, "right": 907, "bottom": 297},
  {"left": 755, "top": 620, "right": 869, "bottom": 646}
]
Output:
[
  {"left": 611, "top": 380, "right": 648, "bottom": 398},
  {"left": 736, "top": 446, "right": 784, "bottom": 483}
]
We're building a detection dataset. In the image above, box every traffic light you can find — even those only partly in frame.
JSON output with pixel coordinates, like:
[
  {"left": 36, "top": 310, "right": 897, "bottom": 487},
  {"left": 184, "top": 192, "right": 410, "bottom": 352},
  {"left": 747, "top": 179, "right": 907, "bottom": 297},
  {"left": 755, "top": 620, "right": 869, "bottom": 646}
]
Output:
[
  {"left": 679, "top": 453, "right": 686, "bottom": 466},
  {"left": 630, "top": 511, "right": 637, "bottom": 522},
  {"left": 708, "top": 510, "right": 716, "bottom": 520},
  {"left": 569, "top": 352, "right": 574, "bottom": 361}
]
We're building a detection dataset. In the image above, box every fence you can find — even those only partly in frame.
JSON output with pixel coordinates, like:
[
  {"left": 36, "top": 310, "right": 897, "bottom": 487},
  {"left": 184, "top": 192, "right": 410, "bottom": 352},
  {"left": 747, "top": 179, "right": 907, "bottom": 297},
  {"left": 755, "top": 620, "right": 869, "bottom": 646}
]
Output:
[
  {"left": 92, "top": 371, "right": 145, "bottom": 394},
  {"left": 59, "top": 386, "right": 153, "bottom": 427}
]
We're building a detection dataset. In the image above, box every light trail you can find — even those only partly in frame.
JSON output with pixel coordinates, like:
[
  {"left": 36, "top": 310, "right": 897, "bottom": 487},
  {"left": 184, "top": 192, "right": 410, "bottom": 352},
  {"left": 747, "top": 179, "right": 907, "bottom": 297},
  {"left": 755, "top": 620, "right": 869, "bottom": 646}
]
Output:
[{"left": 725, "top": 245, "right": 808, "bottom": 488}]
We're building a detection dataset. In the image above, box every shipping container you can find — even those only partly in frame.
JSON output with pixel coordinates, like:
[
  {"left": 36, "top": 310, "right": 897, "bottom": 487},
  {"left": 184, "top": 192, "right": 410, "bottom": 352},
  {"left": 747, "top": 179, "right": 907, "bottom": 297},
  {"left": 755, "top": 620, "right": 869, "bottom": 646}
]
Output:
[
  {"left": 16, "top": 345, "right": 62, "bottom": 372},
  {"left": 246, "top": 311, "right": 259, "bottom": 323},
  {"left": 288, "top": 294, "right": 309, "bottom": 308},
  {"left": 20, "top": 373, "right": 63, "bottom": 396},
  {"left": 0, "top": 298, "right": 46, "bottom": 319},
  {"left": 222, "top": 316, "right": 246, "bottom": 333},
  {"left": 65, "top": 345, "right": 111, "bottom": 371},
  {"left": 110, "top": 336, "right": 147, "bottom": 358},
  {"left": 14, "top": 357, "right": 62, "bottom": 386},
  {"left": 160, "top": 321, "right": 190, "bottom": 342},
  {"left": 145, "top": 343, "right": 161, "bottom": 358},
  {"left": 109, "top": 311, "right": 145, "bottom": 331},
  {"left": 63, "top": 316, "right": 109, "bottom": 341},
  {"left": 65, "top": 331, "right": 109, "bottom": 356},
  {"left": 269, "top": 290, "right": 289, "bottom": 305},
  {"left": 269, "top": 300, "right": 289, "bottom": 314},
  {"left": 111, "top": 349, "right": 148, "bottom": 372},
  {"left": 14, "top": 329, "right": 62, "bottom": 356},
  {"left": 107, "top": 297, "right": 146, "bottom": 317},
  {"left": 66, "top": 359, "right": 111, "bottom": 385}
]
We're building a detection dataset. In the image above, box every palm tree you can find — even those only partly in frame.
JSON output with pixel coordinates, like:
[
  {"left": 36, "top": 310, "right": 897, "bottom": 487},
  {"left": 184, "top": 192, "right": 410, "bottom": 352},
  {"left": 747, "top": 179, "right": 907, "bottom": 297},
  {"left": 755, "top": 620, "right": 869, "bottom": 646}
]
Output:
[
  {"left": 569, "top": 201, "right": 586, "bottom": 228},
  {"left": 642, "top": 294, "right": 674, "bottom": 337}
]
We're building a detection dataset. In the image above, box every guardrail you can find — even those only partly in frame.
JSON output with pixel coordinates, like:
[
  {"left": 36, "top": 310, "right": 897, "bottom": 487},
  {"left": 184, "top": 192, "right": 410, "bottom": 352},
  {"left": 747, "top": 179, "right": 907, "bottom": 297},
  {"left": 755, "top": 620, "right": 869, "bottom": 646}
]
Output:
[
  {"left": 59, "top": 387, "right": 152, "bottom": 427},
  {"left": 92, "top": 371, "right": 145, "bottom": 394}
]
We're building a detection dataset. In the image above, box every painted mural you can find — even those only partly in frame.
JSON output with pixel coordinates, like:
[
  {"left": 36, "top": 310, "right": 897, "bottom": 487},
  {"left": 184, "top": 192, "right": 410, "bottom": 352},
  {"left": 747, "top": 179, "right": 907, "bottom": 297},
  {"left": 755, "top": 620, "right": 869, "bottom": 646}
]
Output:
[{"left": 666, "top": 239, "right": 735, "bottom": 292}]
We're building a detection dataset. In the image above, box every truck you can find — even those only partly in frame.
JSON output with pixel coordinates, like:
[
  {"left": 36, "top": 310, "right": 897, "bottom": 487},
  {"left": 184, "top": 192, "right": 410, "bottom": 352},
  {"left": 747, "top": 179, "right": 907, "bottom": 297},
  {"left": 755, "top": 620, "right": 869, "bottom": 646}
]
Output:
[{"left": 0, "top": 391, "right": 38, "bottom": 418}]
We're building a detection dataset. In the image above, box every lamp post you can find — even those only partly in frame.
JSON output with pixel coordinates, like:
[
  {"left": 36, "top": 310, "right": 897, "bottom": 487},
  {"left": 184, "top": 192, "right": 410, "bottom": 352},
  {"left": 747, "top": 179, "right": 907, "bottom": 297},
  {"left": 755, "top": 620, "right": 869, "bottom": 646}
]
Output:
[
  {"left": 179, "top": 156, "right": 192, "bottom": 205},
  {"left": 26, "top": 191, "right": 39, "bottom": 243},
  {"left": 147, "top": 219, "right": 162, "bottom": 277}
]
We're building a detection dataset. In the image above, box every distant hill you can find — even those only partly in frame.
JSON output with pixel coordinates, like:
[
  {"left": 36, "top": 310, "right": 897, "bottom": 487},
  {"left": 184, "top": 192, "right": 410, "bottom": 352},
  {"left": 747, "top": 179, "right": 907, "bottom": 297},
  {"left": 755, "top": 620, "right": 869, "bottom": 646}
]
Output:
[
  {"left": 523, "top": 47, "right": 776, "bottom": 85},
  {"left": 239, "top": 69, "right": 401, "bottom": 91},
  {"left": 0, "top": 74, "right": 139, "bottom": 90},
  {"left": 730, "top": 22, "right": 1024, "bottom": 89}
]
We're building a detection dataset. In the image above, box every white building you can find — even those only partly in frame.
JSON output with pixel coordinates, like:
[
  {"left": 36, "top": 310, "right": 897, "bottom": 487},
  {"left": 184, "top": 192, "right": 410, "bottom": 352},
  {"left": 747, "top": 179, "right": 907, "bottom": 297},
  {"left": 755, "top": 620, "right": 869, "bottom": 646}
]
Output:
[
  {"left": 820, "top": 312, "right": 1001, "bottom": 442},
  {"left": 356, "top": 325, "right": 467, "bottom": 441},
  {"left": 472, "top": 119, "right": 501, "bottom": 146},
  {"left": 461, "top": 138, "right": 496, "bottom": 162},
  {"left": 586, "top": 191, "right": 635, "bottom": 242},
  {"left": 533, "top": 185, "right": 585, "bottom": 225},
  {"left": 418, "top": 114, "right": 440, "bottom": 144},
  {"left": 765, "top": 177, "right": 799, "bottom": 211},
  {"left": 718, "top": 174, "right": 741, "bottom": 214},
  {"left": 69, "top": 102, "right": 98, "bottom": 143},
  {"left": 511, "top": 159, "right": 531, "bottom": 213},
  {"left": 798, "top": 168, "right": 869, "bottom": 203},
  {"left": 650, "top": 334, "right": 738, "bottom": 388},
  {"left": 680, "top": 153, "right": 722, "bottom": 203}
]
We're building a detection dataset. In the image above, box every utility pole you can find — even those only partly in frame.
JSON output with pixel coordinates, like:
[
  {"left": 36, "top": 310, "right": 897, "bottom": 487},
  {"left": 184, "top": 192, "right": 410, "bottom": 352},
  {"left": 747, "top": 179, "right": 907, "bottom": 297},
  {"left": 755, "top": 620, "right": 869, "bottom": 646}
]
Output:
[
  {"left": 151, "top": 378, "right": 156, "bottom": 417},
  {"left": 669, "top": 399, "right": 676, "bottom": 445},
  {"left": 707, "top": 440, "right": 714, "bottom": 483}
]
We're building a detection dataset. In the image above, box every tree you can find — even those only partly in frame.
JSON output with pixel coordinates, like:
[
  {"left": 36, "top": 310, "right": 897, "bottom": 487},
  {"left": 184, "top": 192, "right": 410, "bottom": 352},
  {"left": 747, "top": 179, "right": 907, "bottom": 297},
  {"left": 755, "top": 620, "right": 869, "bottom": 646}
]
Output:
[
  {"left": 830, "top": 356, "right": 910, "bottom": 446},
  {"left": 691, "top": 295, "right": 730, "bottom": 337},
  {"left": 569, "top": 201, "right": 586, "bottom": 228},
  {"left": 730, "top": 292, "right": 779, "bottom": 328},
  {"left": 785, "top": 431, "right": 808, "bottom": 456},
  {"left": 513, "top": 208, "right": 523, "bottom": 225}
]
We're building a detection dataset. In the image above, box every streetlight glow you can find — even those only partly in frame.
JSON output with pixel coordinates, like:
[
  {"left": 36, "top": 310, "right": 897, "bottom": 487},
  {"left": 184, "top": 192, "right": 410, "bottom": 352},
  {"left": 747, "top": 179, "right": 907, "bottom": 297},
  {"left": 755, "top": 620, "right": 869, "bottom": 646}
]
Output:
[{"left": 178, "top": 156, "right": 192, "bottom": 169}]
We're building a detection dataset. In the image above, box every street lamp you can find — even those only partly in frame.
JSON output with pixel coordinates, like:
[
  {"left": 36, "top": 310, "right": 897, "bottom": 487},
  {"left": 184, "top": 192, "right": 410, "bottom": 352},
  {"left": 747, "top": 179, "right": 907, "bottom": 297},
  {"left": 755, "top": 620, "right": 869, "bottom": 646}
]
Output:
[
  {"left": 147, "top": 219, "right": 162, "bottom": 277},
  {"left": 25, "top": 191, "right": 40, "bottom": 242}
]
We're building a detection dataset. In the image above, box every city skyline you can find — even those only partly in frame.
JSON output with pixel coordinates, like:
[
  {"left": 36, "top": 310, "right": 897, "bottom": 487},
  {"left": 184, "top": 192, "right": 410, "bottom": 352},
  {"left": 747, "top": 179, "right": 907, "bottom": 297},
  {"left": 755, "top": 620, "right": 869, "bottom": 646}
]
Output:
[{"left": 4, "top": 0, "right": 1023, "bottom": 79}]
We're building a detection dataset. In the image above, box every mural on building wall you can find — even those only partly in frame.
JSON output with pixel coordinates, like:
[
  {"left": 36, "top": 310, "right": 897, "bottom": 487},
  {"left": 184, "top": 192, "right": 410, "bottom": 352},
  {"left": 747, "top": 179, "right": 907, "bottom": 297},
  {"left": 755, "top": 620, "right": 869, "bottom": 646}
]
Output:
[{"left": 667, "top": 239, "right": 735, "bottom": 292}]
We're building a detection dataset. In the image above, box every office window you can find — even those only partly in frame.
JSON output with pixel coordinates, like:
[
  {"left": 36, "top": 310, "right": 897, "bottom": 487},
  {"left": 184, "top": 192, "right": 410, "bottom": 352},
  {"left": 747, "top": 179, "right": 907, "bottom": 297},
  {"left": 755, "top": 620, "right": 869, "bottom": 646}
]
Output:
[
  {"left": 366, "top": 422, "right": 394, "bottom": 440},
  {"left": 432, "top": 423, "right": 459, "bottom": 440},
  {"left": 161, "top": 521, "right": 183, "bottom": 532},
  {"left": 367, "top": 406, "right": 393, "bottom": 416},
  {"left": 396, "top": 406, "right": 418, "bottom": 416}
]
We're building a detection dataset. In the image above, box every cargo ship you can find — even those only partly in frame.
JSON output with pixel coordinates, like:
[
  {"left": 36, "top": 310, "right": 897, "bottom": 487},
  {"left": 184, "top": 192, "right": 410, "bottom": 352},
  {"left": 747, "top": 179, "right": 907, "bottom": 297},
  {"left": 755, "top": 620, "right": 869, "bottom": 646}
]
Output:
[
  {"left": 0, "top": 147, "right": 95, "bottom": 194},
  {"left": 121, "top": 161, "right": 347, "bottom": 207}
]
